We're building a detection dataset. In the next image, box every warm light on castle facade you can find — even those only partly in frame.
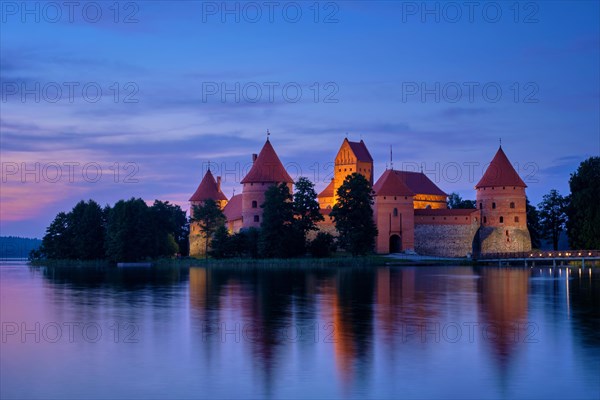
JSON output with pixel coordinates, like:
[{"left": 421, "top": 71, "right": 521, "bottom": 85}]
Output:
[{"left": 189, "top": 136, "right": 531, "bottom": 257}]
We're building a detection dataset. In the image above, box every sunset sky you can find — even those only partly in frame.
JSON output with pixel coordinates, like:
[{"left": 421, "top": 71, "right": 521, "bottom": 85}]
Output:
[{"left": 1, "top": 1, "right": 599, "bottom": 238}]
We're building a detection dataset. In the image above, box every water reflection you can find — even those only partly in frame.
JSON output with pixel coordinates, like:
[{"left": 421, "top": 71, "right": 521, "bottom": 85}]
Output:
[{"left": 1, "top": 263, "right": 597, "bottom": 399}]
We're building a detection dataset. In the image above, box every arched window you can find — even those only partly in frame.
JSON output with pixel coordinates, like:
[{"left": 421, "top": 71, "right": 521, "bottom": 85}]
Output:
[
  {"left": 479, "top": 202, "right": 482, "bottom": 209},
  {"left": 483, "top": 216, "right": 487, "bottom": 224},
  {"left": 254, "top": 215, "right": 259, "bottom": 222},
  {"left": 510, "top": 202, "right": 515, "bottom": 209},
  {"left": 514, "top": 216, "right": 519, "bottom": 223},
  {"left": 252, "top": 200, "right": 257, "bottom": 208},
  {"left": 492, "top": 202, "right": 496, "bottom": 209},
  {"left": 499, "top": 216, "right": 504, "bottom": 223},
  {"left": 393, "top": 208, "right": 398, "bottom": 217}
]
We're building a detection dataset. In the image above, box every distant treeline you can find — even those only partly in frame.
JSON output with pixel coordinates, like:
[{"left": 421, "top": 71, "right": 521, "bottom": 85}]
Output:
[{"left": 0, "top": 236, "right": 42, "bottom": 259}]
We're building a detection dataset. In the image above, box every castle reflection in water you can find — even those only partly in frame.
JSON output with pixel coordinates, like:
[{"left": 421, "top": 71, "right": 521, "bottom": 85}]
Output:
[{"left": 188, "top": 266, "right": 535, "bottom": 388}]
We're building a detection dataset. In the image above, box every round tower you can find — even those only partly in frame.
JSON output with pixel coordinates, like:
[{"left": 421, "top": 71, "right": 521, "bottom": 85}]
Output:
[
  {"left": 475, "top": 146, "right": 531, "bottom": 254},
  {"left": 240, "top": 139, "right": 293, "bottom": 229}
]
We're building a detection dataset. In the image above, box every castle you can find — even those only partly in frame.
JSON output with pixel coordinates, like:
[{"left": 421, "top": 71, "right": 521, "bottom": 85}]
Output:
[{"left": 189, "top": 137, "right": 532, "bottom": 257}]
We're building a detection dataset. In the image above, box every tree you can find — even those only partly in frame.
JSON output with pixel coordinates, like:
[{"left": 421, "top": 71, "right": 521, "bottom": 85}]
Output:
[
  {"left": 259, "top": 183, "right": 304, "bottom": 258},
  {"left": 447, "top": 192, "right": 476, "bottom": 209},
  {"left": 309, "top": 232, "right": 336, "bottom": 258},
  {"left": 330, "top": 173, "right": 378, "bottom": 255},
  {"left": 209, "top": 225, "right": 232, "bottom": 259},
  {"left": 538, "top": 189, "right": 568, "bottom": 251},
  {"left": 40, "top": 212, "right": 73, "bottom": 259},
  {"left": 105, "top": 198, "right": 153, "bottom": 262},
  {"left": 39, "top": 200, "right": 106, "bottom": 260},
  {"left": 191, "top": 199, "right": 226, "bottom": 259},
  {"left": 526, "top": 197, "right": 542, "bottom": 249},
  {"left": 567, "top": 157, "right": 600, "bottom": 249},
  {"left": 70, "top": 200, "right": 106, "bottom": 260},
  {"left": 150, "top": 200, "right": 188, "bottom": 256},
  {"left": 293, "top": 177, "right": 324, "bottom": 240}
]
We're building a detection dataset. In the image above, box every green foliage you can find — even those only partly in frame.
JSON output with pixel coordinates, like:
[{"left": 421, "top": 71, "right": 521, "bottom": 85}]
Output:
[
  {"left": 309, "top": 232, "right": 336, "bottom": 258},
  {"left": 259, "top": 183, "right": 305, "bottom": 258},
  {"left": 191, "top": 199, "right": 226, "bottom": 258},
  {"left": 538, "top": 189, "right": 568, "bottom": 251},
  {"left": 447, "top": 192, "right": 476, "bottom": 209},
  {"left": 151, "top": 200, "right": 189, "bottom": 256},
  {"left": 294, "top": 177, "right": 325, "bottom": 238},
  {"left": 105, "top": 198, "right": 152, "bottom": 262},
  {"left": 526, "top": 197, "right": 542, "bottom": 249},
  {"left": 330, "top": 173, "right": 378, "bottom": 255},
  {"left": 567, "top": 157, "right": 600, "bottom": 249},
  {"left": 209, "top": 225, "right": 233, "bottom": 259},
  {"left": 40, "top": 200, "right": 105, "bottom": 260}
]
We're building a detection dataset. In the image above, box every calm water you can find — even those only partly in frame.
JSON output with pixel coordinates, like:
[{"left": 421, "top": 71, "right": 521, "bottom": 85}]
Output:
[{"left": 1, "top": 261, "right": 599, "bottom": 400}]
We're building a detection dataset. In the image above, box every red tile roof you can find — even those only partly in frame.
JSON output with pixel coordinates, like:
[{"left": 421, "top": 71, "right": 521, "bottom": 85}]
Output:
[
  {"left": 476, "top": 146, "right": 526, "bottom": 188},
  {"left": 373, "top": 169, "right": 415, "bottom": 196},
  {"left": 391, "top": 170, "right": 447, "bottom": 197},
  {"left": 415, "top": 208, "right": 479, "bottom": 216},
  {"left": 347, "top": 139, "right": 373, "bottom": 162},
  {"left": 223, "top": 193, "right": 243, "bottom": 221},
  {"left": 189, "top": 169, "right": 228, "bottom": 202},
  {"left": 240, "top": 139, "right": 293, "bottom": 184},
  {"left": 318, "top": 179, "right": 335, "bottom": 198}
]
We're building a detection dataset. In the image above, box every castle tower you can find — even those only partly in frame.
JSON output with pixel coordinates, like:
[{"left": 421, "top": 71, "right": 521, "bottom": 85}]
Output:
[
  {"left": 475, "top": 146, "right": 531, "bottom": 254},
  {"left": 319, "top": 138, "right": 374, "bottom": 207},
  {"left": 240, "top": 138, "right": 293, "bottom": 229},
  {"left": 373, "top": 169, "right": 415, "bottom": 254},
  {"left": 189, "top": 168, "right": 228, "bottom": 257}
]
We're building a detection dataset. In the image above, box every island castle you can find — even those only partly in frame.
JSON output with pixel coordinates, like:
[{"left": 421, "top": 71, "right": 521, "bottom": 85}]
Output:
[{"left": 189, "top": 137, "right": 532, "bottom": 257}]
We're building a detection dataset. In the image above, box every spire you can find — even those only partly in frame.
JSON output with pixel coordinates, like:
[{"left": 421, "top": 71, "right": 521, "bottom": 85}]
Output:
[
  {"left": 476, "top": 146, "right": 526, "bottom": 188},
  {"left": 267, "top": 129, "right": 270, "bottom": 141},
  {"left": 240, "top": 139, "right": 293, "bottom": 184},
  {"left": 390, "top": 145, "right": 394, "bottom": 170},
  {"left": 189, "top": 168, "right": 228, "bottom": 202}
]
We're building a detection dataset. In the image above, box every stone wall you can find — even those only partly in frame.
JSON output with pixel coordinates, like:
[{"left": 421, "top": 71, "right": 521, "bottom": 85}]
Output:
[
  {"left": 477, "top": 226, "right": 532, "bottom": 254},
  {"left": 414, "top": 222, "right": 479, "bottom": 257}
]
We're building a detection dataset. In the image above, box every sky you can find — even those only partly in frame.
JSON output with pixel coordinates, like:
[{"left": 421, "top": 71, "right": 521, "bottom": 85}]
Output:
[{"left": 1, "top": 0, "right": 599, "bottom": 238}]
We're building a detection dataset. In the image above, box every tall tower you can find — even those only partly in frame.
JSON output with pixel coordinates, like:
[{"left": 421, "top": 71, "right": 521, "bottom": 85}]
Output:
[
  {"left": 475, "top": 146, "right": 531, "bottom": 254},
  {"left": 189, "top": 168, "right": 228, "bottom": 257},
  {"left": 318, "top": 138, "right": 374, "bottom": 208},
  {"left": 240, "top": 138, "right": 293, "bottom": 229}
]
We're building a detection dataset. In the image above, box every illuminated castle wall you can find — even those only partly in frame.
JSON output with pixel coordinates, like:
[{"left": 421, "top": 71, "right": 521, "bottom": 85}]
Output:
[{"left": 189, "top": 137, "right": 532, "bottom": 257}]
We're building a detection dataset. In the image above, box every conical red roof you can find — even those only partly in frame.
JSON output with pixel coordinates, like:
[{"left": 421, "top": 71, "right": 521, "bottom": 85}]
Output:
[
  {"left": 189, "top": 169, "right": 228, "bottom": 202},
  {"left": 374, "top": 169, "right": 415, "bottom": 196},
  {"left": 240, "top": 139, "right": 293, "bottom": 184},
  {"left": 318, "top": 179, "right": 335, "bottom": 198},
  {"left": 476, "top": 146, "right": 526, "bottom": 188}
]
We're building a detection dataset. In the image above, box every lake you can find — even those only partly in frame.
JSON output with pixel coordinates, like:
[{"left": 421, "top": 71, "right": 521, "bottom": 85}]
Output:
[{"left": 1, "top": 261, "right": 599, "bottom": 399}]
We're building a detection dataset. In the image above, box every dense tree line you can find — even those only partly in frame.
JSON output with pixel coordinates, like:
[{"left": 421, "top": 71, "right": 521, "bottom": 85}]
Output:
[{"left": 33, "top": 199, "right": 188, "bottom": 262}]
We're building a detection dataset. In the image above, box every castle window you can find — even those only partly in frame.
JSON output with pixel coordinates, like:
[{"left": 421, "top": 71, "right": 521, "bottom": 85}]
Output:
[
  {"left": 338, "top": 169, "right": 341, "bottom": 172},
  {"left": 252, "top": 200, "right": 258, "bottom": 208},
  {"left": 405, "top": 196, "right": 408, "bottom": 200},
  {"left": 393, "top": 208, "right": 398, "bottom": 217},
  {"left": 254, "top": 215, "right": 259, "bottom": 222},
  {"left": 499, "top": 216, "right": 504, "bottom": 223},
  {"left": 394, "top": 196, "right": 397, "bottom": 200},
  {"left": 514, "top": 216, "right": 519, "bottom": 223},
  {"left": 492, "top": 202, "right": 496, "bottom": 209},
  {"left": 479, "top": 202, "right": 482, "bottom": 209},
  {"left": 384, "top": 196, "right": 386, "bottom": 200},
  {"left": 443, "top": 217, "right": 446, "bottom": 220},
  {"left": 483, "top": 217, "right": 487, "bottom": 224},
  {"left": 510, "top": 202, "right": 515, "bottom": 209},
  {"left": 503, "top": 186, "right": 506, "bottom": 190},
  {"left": 506, "top": 230, "right": 509, "bottom": 236}
]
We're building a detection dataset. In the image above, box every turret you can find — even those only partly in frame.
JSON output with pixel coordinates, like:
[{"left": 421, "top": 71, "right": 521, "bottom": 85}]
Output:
[{"left": 475, "top": 146, "right": 531, "bottom": 253}]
